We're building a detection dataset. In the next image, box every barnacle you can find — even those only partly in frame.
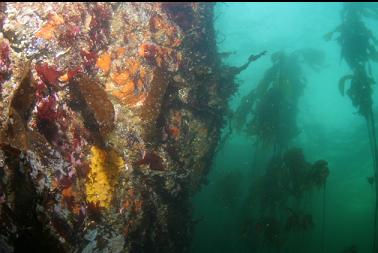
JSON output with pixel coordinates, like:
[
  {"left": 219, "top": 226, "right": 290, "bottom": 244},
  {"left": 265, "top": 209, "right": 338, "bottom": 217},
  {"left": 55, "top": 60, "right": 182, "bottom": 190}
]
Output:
[{"left": 85, "top": 146, "right": 124, "bottom": 208}]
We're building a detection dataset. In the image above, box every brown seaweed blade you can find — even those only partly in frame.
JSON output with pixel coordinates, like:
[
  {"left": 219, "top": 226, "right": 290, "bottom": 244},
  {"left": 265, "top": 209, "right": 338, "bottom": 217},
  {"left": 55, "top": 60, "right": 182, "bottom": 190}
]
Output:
[
  {"left": 338, "top": 74, "right": 353, "bottom": 96},
  {"left": 327, "top": 3, "right": 378, "bottom": 252}
]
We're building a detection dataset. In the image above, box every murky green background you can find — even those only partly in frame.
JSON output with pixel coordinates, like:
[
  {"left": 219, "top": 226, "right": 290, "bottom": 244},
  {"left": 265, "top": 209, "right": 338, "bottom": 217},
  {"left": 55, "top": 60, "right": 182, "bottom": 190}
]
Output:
[{"left": 191, "top": 3, "right": 377, "bottom": 253}]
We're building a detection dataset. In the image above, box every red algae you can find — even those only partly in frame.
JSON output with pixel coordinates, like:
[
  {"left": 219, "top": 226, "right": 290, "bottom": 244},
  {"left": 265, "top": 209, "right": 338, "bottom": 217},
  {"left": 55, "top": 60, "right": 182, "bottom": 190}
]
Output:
[
  {"left": 35, "top": 63, "right": 61, "bottom": 86},
  {"left": 88, "top": 3, "right": 112, "bottom": 51},
  {"left": 58, "top": 24, "right": 81, "bottom": 48},
  {"left": 81, "top": 50, "right": 98, "bottom": 73}
]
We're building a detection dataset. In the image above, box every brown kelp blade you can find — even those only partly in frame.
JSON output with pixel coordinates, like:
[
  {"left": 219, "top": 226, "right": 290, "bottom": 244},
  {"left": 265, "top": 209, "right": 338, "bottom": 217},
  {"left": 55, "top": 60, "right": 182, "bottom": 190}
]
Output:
[{"left": 338, "top": 74, "right": 353, "bottom": 96}]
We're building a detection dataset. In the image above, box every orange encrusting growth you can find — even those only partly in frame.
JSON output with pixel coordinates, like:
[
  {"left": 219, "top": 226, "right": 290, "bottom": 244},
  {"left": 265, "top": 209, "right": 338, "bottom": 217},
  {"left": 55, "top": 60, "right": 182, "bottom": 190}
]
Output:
[
  {"left": 169, "top": 127, "right": 180, "bottom": 140},
  {"left": 122, "top": 188, "right": 143, "bottom": 213},
  {"left": 36, "top": 13, "right": 64, "bottom": 40},
  {"left": 109, "top": 59, "right": 148, "bottom": 107},
  {"left": 61, "top": 185, "right": 81, "bottom": 215},
  {"left": 58, "top": 73, "right": 69, "bottom": 82},
  {"left": 116, "top": 47, "right": 126, "bottom": 58},
  {"left": 96, "top": 52, "right": 112, "bottom": 74}
]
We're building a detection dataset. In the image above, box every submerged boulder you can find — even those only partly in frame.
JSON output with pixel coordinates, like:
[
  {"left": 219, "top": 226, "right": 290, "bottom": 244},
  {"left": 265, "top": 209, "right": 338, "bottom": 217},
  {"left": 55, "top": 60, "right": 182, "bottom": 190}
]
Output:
[{"left": 0, "top": 3, "right": 230, "bottom": 252}]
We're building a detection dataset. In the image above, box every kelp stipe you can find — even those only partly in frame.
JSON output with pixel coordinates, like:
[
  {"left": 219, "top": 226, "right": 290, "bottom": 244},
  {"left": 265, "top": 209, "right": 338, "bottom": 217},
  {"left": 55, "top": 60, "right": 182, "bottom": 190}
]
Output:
[{"left": 325, "top": 3, "right": 378, "bottom": 252}]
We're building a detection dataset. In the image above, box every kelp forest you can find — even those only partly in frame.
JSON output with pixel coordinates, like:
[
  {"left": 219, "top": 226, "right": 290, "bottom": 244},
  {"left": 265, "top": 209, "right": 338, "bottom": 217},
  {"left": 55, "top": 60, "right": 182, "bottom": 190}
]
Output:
[{"left": 192, "top": 3, "right": 378, "bottom": 253}]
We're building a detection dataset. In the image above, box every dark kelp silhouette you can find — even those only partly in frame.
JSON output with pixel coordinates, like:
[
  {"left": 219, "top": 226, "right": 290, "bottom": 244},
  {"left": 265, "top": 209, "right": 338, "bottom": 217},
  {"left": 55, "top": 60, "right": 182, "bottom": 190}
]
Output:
[
  {"left": 325, "top": 3, "right": 378, "bottom": 252},
  {"left": 247, "top": 148, "right": 329, "bottom": 251},
  {"left": 233, "top": 49, "right": 328, "bottom": 251},
  {"left": 214, "top": 50, "right": 266, "bottom": 153},
  {"left": 342, "top": 245, "right": 358, "bottom": 253},
  {"left": 233, "top": 49, "right": 324, "bottom": 151}
]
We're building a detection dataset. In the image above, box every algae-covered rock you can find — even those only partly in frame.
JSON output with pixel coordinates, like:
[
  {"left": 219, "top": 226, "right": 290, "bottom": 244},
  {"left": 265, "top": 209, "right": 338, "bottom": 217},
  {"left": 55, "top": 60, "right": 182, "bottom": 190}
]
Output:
[{"left": 0, "top": 3, "right": 230, "bottom": 252}]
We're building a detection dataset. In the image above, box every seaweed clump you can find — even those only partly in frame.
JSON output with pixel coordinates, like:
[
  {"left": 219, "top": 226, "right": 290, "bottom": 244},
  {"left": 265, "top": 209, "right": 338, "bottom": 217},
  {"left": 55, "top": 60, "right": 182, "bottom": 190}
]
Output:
[
  {"left": 325, "top": 3, "right": 378, "bottom": 118},
  {"left": 250, "top": 148, "right": 329, "bottom": 249},
  {"left": 325, "top": 3, "right": 378, "bottom": 250},
  {"left": 233, "top": 49, "right": 324, "bottom": 149}
]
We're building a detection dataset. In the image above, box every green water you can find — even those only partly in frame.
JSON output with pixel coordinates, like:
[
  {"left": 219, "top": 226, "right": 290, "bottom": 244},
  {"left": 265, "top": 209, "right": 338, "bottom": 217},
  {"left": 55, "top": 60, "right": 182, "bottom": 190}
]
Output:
[{"left": 191, "top": 3, "right": 378, "bottom": 253}]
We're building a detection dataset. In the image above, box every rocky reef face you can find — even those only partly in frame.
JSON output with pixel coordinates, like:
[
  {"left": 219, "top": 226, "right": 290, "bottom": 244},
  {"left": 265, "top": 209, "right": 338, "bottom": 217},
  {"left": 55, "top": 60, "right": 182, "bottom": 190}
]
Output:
[{"left": 0, "top": 3, "right": 228, "bottom": 252}]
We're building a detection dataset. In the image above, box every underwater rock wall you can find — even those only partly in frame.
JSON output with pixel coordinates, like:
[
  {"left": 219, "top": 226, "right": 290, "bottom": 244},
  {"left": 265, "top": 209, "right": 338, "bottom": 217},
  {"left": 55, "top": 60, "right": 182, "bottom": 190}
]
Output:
[{"left": 0, "top": 3, "right": 227, "bottom": 252}]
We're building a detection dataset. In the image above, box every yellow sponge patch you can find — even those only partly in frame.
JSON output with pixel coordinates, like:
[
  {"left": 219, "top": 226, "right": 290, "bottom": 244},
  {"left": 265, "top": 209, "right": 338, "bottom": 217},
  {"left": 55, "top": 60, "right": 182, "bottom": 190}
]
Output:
[{"left": 85, "top": 146, "right": 124, "bottom": 208}]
